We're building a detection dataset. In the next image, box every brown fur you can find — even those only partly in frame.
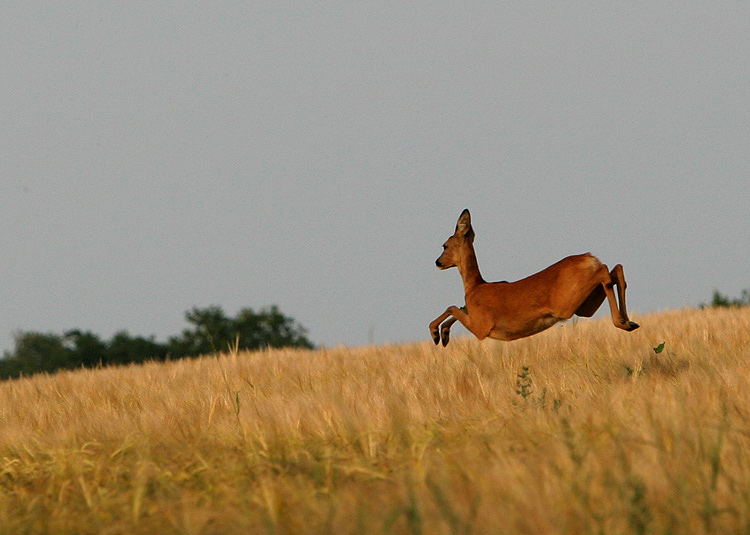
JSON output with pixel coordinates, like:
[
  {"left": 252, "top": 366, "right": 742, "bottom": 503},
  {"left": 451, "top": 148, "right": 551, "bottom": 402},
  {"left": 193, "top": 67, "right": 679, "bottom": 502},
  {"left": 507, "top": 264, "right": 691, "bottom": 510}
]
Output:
[{"left": 430, "top": 209, "right": 639, "bottom": 346}]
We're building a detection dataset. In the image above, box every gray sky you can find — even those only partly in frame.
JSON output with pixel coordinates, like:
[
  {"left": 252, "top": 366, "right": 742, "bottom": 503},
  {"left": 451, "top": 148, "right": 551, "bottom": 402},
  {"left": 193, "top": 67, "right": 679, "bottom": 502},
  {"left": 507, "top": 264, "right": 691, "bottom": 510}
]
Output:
[{"left": 2, "top": 3, "right": 748, "bottom": 353}]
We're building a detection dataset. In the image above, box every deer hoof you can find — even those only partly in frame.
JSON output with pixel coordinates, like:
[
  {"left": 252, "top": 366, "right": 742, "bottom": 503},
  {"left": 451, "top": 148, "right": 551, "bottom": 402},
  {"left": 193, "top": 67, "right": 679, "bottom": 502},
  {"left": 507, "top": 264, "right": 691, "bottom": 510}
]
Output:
[
  {"left": 431, "top": 330, "right": 440, "bottom": 345},
  {"left": 441, "top": 330, "right": 450, "bottom": 347}
]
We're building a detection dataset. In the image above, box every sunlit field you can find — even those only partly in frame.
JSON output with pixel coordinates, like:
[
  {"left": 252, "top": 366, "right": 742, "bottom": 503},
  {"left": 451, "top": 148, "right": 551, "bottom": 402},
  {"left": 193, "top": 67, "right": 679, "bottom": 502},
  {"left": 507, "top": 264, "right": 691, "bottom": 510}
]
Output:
[{"left": 1, "top": 307, "right": 750, "bottom": 534}]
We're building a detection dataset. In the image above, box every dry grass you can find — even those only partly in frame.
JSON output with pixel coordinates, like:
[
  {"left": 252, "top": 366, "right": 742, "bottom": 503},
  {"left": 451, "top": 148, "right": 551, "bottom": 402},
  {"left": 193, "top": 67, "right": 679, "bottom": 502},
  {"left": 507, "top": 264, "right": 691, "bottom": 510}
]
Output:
[{"left": 1, "top": 307, "right": 750, "bottom": 534}]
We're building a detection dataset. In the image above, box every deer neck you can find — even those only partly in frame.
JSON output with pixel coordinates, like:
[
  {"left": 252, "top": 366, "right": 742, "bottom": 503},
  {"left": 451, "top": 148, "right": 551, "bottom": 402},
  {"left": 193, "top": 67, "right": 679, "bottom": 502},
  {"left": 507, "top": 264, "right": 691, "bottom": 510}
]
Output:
[{"left": 459, "top": 243, "right": 485, "bottom": 294}]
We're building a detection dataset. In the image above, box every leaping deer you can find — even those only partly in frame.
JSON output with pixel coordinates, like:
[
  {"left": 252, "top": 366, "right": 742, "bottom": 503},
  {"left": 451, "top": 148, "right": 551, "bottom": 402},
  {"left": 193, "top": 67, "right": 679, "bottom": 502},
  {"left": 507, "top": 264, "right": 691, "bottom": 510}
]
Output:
[{"left": 430, "top": 209, "right": 639, "bottom": 346}]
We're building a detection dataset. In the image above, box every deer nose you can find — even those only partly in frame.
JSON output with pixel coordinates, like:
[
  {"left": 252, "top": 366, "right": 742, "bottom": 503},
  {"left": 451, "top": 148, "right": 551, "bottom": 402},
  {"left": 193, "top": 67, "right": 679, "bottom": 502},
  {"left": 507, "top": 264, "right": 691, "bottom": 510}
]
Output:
[{"left": 435, "top": 258, "right": 442, "bottom": 268}]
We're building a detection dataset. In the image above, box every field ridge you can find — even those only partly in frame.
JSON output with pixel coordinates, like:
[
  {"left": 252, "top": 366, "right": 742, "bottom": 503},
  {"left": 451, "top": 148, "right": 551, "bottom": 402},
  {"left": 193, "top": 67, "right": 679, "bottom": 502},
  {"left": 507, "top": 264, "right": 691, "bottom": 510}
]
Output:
[{"left": 1, "top": 307, "right": 750, "bottom": 534}]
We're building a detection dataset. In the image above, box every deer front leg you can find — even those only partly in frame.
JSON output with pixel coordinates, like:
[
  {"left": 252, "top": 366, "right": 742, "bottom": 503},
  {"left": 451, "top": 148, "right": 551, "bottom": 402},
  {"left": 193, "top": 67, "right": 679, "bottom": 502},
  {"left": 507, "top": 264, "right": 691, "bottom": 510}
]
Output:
[
  {"left": 429, "top": 306, "right": 473, "bottom": 346},
  {"left": 439, "top": 317, "right": 458, "bottom": 346},
  {"left": 429, "top": 309, "right": 453, "bottom": 345}
]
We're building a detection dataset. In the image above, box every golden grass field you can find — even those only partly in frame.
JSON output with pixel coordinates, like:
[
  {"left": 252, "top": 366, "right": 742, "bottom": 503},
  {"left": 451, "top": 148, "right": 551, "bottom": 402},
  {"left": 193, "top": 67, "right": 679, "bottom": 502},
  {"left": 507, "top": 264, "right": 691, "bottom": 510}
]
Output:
[{"left": 1, "top": 306, "right": 750, "bottom": 534}]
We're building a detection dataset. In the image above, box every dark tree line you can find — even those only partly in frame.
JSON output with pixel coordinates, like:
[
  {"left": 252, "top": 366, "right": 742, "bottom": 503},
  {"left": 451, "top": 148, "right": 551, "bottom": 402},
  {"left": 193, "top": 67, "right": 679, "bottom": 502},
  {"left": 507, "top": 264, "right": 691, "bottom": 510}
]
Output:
[
  {"left": 700, "top": 288, "right": 750, "bottom": 309},
  {"left": 0, "top": 305, "right": 313, "bottom": 380}
]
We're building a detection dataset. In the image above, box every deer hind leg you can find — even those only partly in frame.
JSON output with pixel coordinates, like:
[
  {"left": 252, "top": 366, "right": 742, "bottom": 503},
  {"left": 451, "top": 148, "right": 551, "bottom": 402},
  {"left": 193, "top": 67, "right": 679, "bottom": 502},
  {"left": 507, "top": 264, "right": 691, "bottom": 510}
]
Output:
[
  {"left": 609, "top": 264, "right": 638, "bottom": 330},
  {"left": 576, "top": 264, "right": 639, "bottom": 331},
  {"left": 575, "top": 284, "right": 605, "bottom": 317}
]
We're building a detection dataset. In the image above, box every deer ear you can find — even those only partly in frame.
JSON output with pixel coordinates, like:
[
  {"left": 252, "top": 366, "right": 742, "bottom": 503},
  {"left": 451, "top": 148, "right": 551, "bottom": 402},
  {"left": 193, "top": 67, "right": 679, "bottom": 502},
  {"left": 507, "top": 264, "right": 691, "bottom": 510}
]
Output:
[{"left": 455, "top": 209, "right": 472, "bottom": 237}]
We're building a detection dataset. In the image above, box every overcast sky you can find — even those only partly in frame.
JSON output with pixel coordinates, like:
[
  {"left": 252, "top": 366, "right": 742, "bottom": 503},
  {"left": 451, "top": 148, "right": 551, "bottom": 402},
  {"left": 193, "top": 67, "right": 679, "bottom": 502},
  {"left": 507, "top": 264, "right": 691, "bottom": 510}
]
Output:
[{"left": 2, "top": 3, "right": 748, "bottom": 353}]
